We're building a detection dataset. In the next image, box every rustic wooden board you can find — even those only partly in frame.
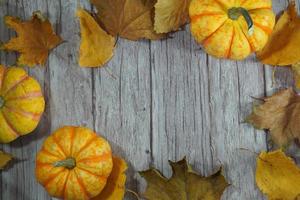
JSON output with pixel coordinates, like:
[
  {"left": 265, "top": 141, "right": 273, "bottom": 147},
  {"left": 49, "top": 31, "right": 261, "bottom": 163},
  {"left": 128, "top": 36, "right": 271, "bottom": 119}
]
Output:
[{"left": 0, "top": 0, "right": 295, "bottom": 199}]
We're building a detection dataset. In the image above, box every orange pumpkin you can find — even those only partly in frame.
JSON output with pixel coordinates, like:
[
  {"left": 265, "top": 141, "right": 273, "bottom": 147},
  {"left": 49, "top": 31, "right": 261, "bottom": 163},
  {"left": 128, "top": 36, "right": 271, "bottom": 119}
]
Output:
[
  {"left": 0, "top": 65, "right": 45, "bottom": 143},
  {"left": 35, "top": 126, "right": 113, "bottom": 200},
  {"left": 189, "top": 0, "right": 275, "bottom": 60}
]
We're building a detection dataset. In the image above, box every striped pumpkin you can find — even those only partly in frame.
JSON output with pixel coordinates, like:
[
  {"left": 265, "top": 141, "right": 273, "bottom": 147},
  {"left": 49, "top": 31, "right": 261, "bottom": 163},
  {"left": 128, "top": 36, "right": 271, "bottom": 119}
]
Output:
[
  {"left": 35, "top": 126, "right": 113, "bottom": 200},
  {"left": 189, "top": 0, "right": 275, "bottom": 60},
  {"left": 0, "top": 65, "right": 45, "bottom": 143}
]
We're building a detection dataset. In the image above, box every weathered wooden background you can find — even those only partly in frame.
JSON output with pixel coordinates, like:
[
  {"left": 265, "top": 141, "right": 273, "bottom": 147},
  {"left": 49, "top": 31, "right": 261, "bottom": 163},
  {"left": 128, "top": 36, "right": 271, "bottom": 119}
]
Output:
[{"left": 0, "top": 0, "right": 297, "bottom": 199}]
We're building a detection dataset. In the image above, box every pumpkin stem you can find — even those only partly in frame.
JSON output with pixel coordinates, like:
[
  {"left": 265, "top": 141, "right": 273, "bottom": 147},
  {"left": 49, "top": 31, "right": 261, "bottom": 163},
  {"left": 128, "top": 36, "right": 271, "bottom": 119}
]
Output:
[
  {"left": 53, "top": 157, "right": 76, "bottom": 169},
  {"left": 228, "top": 7, "right": 253, "bottom": 35},
  {"left": 0, "top": 96, "right": 5, "bottom": 108}
]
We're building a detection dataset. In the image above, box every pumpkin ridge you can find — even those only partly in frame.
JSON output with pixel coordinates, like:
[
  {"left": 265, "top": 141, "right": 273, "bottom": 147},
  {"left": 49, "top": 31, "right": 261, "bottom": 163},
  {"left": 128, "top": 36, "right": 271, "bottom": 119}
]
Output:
[
  {"left": 69, "top": 127, "right": 75, "bottom": 156},
  {"left": 0, "top": 67, "right": 7, "bottom": 91},
  {"left": 240, "top": 0, "right": 248, "bottom": 5},
  {"left": 253, "top": 22, "right": 273, "bottom": 35},
  {"left": 43, "top": 168, "right": 66, "bottom": 187},
  {"left": 76, "top": 166, "right": 108, "bottom": 181},
  {"left": 3, "top": 105, "right": 42, "bottom": 121},
  {"left": 190, "top": 12, "right": 225, "bottom": 23},
  {"left": 62, "top": 170, "right": 70, "bottom": 199},
  {"left": 40, "top": 147, "right": 63, "bottom": 159},
  {"left": 74, "top": 170, "right": 91, "bottom": 199},
  {"left": 248, "top": 6, "right": 272, "bottom": 11},
  {"left": 238, "top": 24, "right": 255, "bottom": 51},
  {"left": 1, "top": 111, "right": 20, "bottom": 137},
  {"left": 52, "top": 135, "right": 68, "bottom": 157},
  {"left": 4, "top": 91, "right": 43, "bottom": 101},
  {"left": 212, "top": 0, "right": 227, "bottom": 10},
  {"left": 77, "top": 152, "right": 112, "bottom": 163},
  {"left": 226, "top": 26, "right": 235, "bottom": 58},
  {"left": 36, "top": 161, "right": 52, "bottom": 167},
  {"left": 202, "top": 19, "right": 228, "bottom": 46},
  {"left": 73, "top": 134, "right": 98, "bottom": 157},
  {"left": 2, "top": 75, "right": 29, "bottom": 96}
]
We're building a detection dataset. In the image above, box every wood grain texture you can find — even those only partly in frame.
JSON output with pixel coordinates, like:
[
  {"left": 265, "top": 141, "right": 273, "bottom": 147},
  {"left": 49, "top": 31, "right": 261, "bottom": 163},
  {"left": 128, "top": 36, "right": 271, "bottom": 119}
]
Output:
[{"left": 0, "top": 0, "right": 295, "bottom": 200}]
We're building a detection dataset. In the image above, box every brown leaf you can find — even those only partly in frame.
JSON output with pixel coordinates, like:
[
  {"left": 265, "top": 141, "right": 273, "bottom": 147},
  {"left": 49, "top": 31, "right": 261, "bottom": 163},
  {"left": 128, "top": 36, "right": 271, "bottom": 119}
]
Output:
[
  {"left": 139, "top": 158, "right": 229, "bottom": 200},
  {"left": 2, "top": 11, "right": 62, "bottom": 67},
  {"left": 154, "top": 0, "right": 191, "bottom": 33},
  {"left": 257, "top": 1, "right": 300, "bottom": 66},
  {"left": 0, "top": 150, "right": 13, "bottom": 170},
  {"left": 90, "top": 0, "right": 165, "bottom": 40},
  {"left": 256, "top": 150, "right": 300, "bottom": 199},
  {"left": 77, "top": 8, "right": 115, "bottom": 67},
  {"left": 247, "top": 88, "right": 300, "bottom": 147}
]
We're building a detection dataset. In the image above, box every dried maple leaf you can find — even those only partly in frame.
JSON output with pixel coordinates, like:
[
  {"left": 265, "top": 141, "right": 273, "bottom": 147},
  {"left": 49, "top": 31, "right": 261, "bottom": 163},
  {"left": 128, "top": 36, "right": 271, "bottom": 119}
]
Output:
[
  {"left": 90, "top": 0, "right": 164, "bottom": 40},
  {"left": 257, "top": 1, "right": 300, "bottom": 66},
  {"left": 246, "top": 88, "right": 300, "bottom": 147},
  {"left": 92, "top": 156, "right": 127, "bottom": 200},
  {"left": 2, "top": 11, "right": 62, "bottom": 67},
  {"left": 139, "top": 158, "right": 229, "bottom": 200},
  {"left": 0, "top": 150, "right": 13, "bottom": 170},
  {"left": 154, "top": 0, "right": 191, "bottom": 33},
  {"left": 256, "top": 150, "right": 300, "bottom": 199},
  {"left": 292, "top": 62, "right": 300, "bottom": 89},
  {"left": 77, "top": 8, "right": 115, "bottom": 67}
]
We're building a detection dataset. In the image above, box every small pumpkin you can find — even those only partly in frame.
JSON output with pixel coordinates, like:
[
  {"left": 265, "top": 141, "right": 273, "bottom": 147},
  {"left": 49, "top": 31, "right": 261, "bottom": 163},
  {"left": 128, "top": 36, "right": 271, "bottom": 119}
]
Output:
[
  {"left": 0, "top": 65, "right": 45, "bottom": 143},
  {"left": 189, "top": 0, "right": 275, "bottom": 60},
  {"left": 35, "top": 126, "right": 113, "bottom": 200}
]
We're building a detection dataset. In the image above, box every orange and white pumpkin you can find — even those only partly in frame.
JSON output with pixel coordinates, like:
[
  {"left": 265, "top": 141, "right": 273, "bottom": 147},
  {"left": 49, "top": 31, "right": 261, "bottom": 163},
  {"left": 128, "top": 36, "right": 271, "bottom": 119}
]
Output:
[
  {"left": 36, "top": 126, "right": 113, "bottom": 200},
  {"left": 189, "top": 0, "right": 276, "bottom": 60},
  {"left": 0, "top": 65, "right": 45, "bottom": 143}
]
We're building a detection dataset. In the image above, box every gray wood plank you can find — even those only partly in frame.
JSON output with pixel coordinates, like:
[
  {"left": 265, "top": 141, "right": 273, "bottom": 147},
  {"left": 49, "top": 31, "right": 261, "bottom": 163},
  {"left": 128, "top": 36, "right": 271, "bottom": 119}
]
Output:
[
  {"left": 47, "top": 0, "right": 95, "bottom": 199},
  {"left": 0, "top": 1, "right": 16, "bottom": 200},
  {"left": 0, "top": 1, "right": 51, "bottom": 200},
  {"left": 0, "top": 0, "right": 296, "bottom": 200},
  {"left": 93, "top": 39, "right": 152, "bottom": 195},
  {"left": 150, "top": 31, "right": 267, "bottom": 199}
]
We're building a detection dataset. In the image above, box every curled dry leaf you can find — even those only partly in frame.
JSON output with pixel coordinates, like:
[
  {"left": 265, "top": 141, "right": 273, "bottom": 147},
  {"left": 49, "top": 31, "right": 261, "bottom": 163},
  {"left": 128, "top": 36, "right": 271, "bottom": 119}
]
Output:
[
  {"left": 257, "top": 1, "right": 300, "bottom": 66},
  {"left": 246, "top": 88, "right": 300, "bottom": 147},
  {"left": 139, "top": 158, "right": 229, "bottom": 200},
  {"left": 292, "top": 63, "right": 300, "bottom": 89},
  {"left": 92, "top": 156, "right": 127, "bottom": 200},
  {"left": 256, "top": 150, "right": 300, "bottom": 199},
  {"left": 90, "top": 0, "right": 164, "bottom": 40},
  {"left": 0, "top": 150, "right": 13, "bottom": 170},
  {"left": 2, "top": 11, "right": 62, "bottom": 67},
  {"left": 154, "top": 0, "right": 191, "bottom": 33},
  {"left": 77, "top": 8, "right": 115, "bottom": 67}
]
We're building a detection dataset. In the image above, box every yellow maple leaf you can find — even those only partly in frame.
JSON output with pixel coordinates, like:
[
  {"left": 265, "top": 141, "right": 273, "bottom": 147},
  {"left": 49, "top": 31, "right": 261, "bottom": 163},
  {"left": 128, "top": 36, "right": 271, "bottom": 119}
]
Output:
[
  {"left": 154, "top": 0, "right": 191, "bottom": 33},
  {"left": 76, "top": 8, "right": 115, "bottom": 67},
  {"left": 292, "top": 62, "right": 300, "bottom": 89},
  {"left": 90, "top": 0, "right": 165, "bottom": 40},
  {"left": 2, "top": 11, "right": 62, "bottom": 67},
  {"left": 92, "top": 156, "right": 127, "bottom": 200},
  {"left": 0, "top": 150, "right": 13, "bottom": 170},
  {"left": 257, "top": 1, "right": 300, "bottom": 66},
  {"left": 256, "top": 150, "right": 300, "bottom": 200},
  {"left": 139, "top": 158, "right": 229, "bottom": 200},
  {"left": 247, "top": 88, "right": 300, "bottom": 147}
]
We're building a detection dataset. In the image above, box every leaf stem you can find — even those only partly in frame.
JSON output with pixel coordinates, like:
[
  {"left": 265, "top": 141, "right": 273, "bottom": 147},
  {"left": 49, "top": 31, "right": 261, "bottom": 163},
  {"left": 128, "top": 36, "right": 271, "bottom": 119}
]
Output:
[{"left": 126, "top": 189, "right": 142, "bottom": 200}]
